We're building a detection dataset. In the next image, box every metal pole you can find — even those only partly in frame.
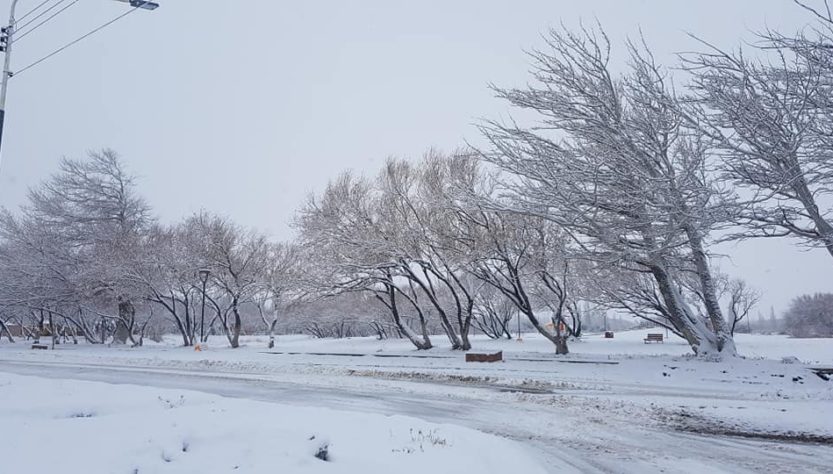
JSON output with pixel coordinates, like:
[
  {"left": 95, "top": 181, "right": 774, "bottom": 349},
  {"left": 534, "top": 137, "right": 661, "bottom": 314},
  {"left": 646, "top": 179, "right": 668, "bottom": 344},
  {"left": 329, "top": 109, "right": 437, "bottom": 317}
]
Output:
[
  {"left": 0, "top": 0, "right": 19, "bottom": 156},
  {"left": 200, "top": 278, "right": 207, "bottom": 342}
]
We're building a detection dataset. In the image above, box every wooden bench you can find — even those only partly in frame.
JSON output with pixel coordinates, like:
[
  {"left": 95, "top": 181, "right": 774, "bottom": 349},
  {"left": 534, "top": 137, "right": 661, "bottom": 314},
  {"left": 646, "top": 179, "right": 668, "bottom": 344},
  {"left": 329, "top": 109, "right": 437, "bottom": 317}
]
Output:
[
  {"left": 465, "top": 351, "right": 503, "bottom": 363},
  {"left": 643, "top": 333, "right": 664, "bottom": 344},
  {"left": 31, "top": 343, "right": 49, "bottom": 350}
]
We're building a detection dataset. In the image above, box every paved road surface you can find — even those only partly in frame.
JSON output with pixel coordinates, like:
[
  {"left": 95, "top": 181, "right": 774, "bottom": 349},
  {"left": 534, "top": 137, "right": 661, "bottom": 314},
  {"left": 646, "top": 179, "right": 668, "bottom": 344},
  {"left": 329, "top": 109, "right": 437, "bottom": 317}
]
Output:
[{"left": 2, "top": 359, "right": 831, "bottom": 473}]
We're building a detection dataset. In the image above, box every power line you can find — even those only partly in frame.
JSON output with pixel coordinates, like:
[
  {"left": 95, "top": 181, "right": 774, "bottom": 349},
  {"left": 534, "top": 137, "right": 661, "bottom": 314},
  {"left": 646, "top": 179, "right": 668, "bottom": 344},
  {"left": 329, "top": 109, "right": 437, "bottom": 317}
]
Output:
[
  {"left": 13, "top": 4, "right": 142, "bottom": 77},
  {"left": 14, "top": 0, "right": 71, "bottom": 33},
  {"left": 14, "top": 0, "right": 81, "bottom": 44},
  {"left": 14, "top": 0, "right": 56, "bottom": 24}
]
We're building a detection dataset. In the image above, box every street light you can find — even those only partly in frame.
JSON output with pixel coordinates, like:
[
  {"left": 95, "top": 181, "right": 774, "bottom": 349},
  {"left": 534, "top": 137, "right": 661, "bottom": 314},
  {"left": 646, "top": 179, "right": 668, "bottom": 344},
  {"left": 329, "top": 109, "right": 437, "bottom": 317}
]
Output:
[
  {"left": 119, "top": 1, "right": 160, "bottom": 11},
  {"left": 198, "top": 268, "right": 210, "bottom": 343},
  {"left": 0, "top": 0, "right": 160, "bottom": 154}
]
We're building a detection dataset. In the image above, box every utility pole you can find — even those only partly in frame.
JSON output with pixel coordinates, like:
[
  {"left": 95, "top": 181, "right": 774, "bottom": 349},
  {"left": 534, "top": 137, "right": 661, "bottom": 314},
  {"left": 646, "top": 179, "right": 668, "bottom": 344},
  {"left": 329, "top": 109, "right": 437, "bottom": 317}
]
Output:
[
  {"left": 0, "top": 0, "right": 159, "bottom": 156},
  {"left": 0, "top": 0, "right": 19, "bottom": 154}
]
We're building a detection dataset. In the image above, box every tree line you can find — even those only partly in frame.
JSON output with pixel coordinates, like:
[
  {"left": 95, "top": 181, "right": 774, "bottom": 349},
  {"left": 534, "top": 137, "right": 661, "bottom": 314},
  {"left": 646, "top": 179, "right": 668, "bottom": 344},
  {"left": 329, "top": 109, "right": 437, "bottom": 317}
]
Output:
[{"left": 2, "top": 5, "right": 833, "bottom": 355}]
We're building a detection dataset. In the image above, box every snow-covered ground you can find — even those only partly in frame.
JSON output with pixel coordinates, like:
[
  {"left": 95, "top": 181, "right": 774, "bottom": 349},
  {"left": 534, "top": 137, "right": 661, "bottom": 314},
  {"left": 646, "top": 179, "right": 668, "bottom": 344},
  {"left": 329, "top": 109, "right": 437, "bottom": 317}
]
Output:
[
  {"left": 246, "top": 329, "right": 833, "bottom": 364},
  {"left": 0, "top": 372, "right": 546, "bottom": 474},
  {"left": 1, "top": 329, "right": 832, "bottom": 473}
]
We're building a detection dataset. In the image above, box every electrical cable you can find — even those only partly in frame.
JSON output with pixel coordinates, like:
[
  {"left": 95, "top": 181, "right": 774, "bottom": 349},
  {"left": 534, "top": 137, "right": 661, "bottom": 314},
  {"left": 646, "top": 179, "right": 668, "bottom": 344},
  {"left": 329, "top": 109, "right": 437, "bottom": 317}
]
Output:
[
  {"left": 14, "top": 0, "right": 80, "bottom": 43},
  {"left": 14, "top": 0, "right": 56, "bottom": 24},
  {"left": 15, "top": 0, "right": 72, "bottom": 32},
  {"left": 13, "top": 4, "right": 141, "bottom": 77}
]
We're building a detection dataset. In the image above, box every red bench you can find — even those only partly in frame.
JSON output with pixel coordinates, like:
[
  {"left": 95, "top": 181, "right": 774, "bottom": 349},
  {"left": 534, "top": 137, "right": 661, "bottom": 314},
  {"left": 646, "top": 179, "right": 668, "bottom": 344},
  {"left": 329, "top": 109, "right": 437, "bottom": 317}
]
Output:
[{"left": 465, "top": 351, "right": 503, "bottom": 363}]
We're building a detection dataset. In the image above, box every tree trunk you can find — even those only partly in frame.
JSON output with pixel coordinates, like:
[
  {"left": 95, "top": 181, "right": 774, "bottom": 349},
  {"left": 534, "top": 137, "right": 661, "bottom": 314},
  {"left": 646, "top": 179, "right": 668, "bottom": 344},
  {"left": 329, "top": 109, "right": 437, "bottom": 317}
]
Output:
[
  {"left": 99, "top": 317, "right": 107, "bottom": 344},
  {"left": 229, "top": 302, "right": 242, "bottom": 349},
  {"left": 792, "top": 168, "right": 833, "bottom": 259},
  {"left": 49, "top": 312, "right": 56, "bottom": 350},
  {"left": 554, "top": 335, "right": 569, "bottom": 355},
  {"left": 114, "top": 298, "right": 135, "bottom": 344},
  {"left": 268, "top": 318, "right": 279, "bottom": 349},
  {"left": 35, "top": 311, "right": 45, "bottom": 344},
  {"left": 521, "top": 307, "right": 569, "bottom": 354},
  {"left": 684, "top": 226, "right": 737, "bottom": 355},
  {"left": 62, "top": 318, "right": 79, "bottom": 345},
  {"left": 458, "top": 297, "right": 474, "bottom": 350},
  {"left": 376, "top": 286, "right": 432, "bottom": 350},
  {"left": 650, "top": 263, "right": 723, "bottom": 356},
  {"left": 405, "top": 267, "right": 462, "bottom": 349},
  {"left": 0, "top": 318, "right": 14, "bottom": 343},
  {"left": 155, "top": 296, "right": 192, "bottom": 346},
  {"left": 459, "top": 326, "right": 472, "bottom": 350}
]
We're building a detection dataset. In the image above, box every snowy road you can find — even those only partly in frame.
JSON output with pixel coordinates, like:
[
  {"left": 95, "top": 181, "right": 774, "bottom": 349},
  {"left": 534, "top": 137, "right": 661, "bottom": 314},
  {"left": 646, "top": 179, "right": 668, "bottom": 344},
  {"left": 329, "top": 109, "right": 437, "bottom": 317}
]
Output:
[{"left": 2, "top": 358, "right": 832, "bottom": 473}]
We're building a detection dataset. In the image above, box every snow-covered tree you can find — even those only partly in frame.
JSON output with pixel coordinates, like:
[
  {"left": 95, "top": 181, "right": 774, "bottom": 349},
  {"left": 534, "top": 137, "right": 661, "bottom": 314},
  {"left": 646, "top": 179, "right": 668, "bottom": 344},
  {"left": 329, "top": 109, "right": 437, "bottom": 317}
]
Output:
[
  {"left": 472, "top": 285, "right": 516, "bottom": 340},
  {"left": 182, "top": 213, "right": 271, "bottom": 349},
  {"left": 130, "top": 224, "right": 202, "bottom": 346},
  {"left": 479, "top": 26, "right": 736, "bottom": 356},
  {"left": 256, "top": 242, "right": 305, "bottom": 348},
  {"left": 0, "top": 150, "right": 152, "bottom": 345},
  {"left": 296, "top": 171, "right": 435, "bottom": 349},
  {"left": 462, "top": 207, "right": 581, "bottom": 354},
  {"left": 686, "top": 6, "right": 833, "bottom": 259},
  {"left": 783, "top": 293, "right": 833, "bottom": 338}
]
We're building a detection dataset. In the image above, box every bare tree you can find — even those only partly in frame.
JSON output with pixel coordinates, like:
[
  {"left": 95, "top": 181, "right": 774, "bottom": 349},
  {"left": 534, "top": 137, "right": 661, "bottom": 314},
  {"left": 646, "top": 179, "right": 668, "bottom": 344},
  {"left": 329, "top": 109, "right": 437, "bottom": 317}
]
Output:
[
  {"left": 295, "top": 172, "right": 434, "bottom": 349},
  {"left": 0, "top": 150, "right": 152, "bottom": 345},
  {"left": 726, "top": 279, "right": 761, "bottom": 335},
  {"left": 416, "top": 151, "right": 586, "bottom": 353},
  {"left": 256, "top": 242, "right": 304, "bottom": 348},
  {"left": 377, "top": 157, "right": 477, "bottom": 349},
  {"left": 125, "top": 223, "right": 203, "bottom": 346},
  {"left": 0, "top": 313, "right": 14, "bottom": 343},
  {"left": 472, "top": 286, "right": 516, "bottom": 339},
  {"left": 479, "top": 26, "right": 736, "bottom": 356},
  {"left": 184, "top": 213, "right": 270, "bottom": 349},
  {"left": 465, "top": 209, "right": 576, "bottom": 354},
  {"left": 22, "top": 151, "right": 147, "bottom": 339},
  {"left": 685, "top": 8, "right": 833, "bottom": 258}
]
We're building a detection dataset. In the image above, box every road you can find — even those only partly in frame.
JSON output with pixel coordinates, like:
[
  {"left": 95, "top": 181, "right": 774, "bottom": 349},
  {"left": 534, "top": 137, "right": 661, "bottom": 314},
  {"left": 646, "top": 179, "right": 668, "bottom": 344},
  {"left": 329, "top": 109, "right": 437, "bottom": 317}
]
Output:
[{"left": 2, "top": 358, "right": 832, "bottom": 473}]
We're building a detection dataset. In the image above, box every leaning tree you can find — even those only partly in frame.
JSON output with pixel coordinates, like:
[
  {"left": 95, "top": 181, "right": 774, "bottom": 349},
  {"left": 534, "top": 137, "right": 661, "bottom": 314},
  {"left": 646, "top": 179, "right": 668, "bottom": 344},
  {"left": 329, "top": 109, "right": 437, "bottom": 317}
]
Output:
[
  {"left": 479, "top": 26, "right": 736, "bottom": 356},
  {"left": 0, "top": 150, "right": 153, "bottom": 345},
  {"left": 685, "top": 3, "right": 833, "bottom": 259}
]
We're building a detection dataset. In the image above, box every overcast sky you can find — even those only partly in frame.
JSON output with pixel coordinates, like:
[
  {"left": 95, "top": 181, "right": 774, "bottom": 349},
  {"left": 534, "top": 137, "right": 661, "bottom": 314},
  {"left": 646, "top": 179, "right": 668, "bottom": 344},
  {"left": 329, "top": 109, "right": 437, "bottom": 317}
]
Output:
[{"left": 0, "top": 0, "right": 830, "bottom": 314}]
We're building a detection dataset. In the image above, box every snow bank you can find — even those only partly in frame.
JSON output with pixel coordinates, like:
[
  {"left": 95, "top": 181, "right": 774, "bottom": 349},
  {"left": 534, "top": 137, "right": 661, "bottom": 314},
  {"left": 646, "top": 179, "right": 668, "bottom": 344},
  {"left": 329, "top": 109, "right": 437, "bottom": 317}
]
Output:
[{"left": 0, "top": 373, "right": 547, "bottom": 474}]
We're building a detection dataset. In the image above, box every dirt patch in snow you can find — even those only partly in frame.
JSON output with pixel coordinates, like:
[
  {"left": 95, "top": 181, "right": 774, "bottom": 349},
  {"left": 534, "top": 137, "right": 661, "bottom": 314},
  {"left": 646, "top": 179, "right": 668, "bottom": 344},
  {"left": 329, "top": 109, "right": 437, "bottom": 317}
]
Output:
[
  {"left": 658, "top": 407, "right": 833, "bottom": 445},
  {"left": 345, "top": 368, "right": 572, "bottom": 394}
]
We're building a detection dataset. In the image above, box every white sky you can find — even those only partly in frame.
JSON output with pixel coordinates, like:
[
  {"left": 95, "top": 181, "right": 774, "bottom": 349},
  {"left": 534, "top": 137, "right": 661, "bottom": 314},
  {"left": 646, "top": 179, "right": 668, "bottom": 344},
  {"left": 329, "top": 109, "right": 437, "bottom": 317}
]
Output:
[{"left": 0, "top": 0, "right": 830, "bottom": 314}]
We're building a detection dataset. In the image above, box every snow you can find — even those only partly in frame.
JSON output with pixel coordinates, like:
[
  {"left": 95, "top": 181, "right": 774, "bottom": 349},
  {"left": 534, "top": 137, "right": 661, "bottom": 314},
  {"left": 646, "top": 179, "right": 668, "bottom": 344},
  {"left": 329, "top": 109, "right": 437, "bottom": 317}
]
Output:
[
  {"left": 0, "top": 372, "right": 548, "bottom": 474},
  {"left": 171, "top": 329, "right": 833, "bottom": 364},
  {"left": 1, "top": 329, "right": 832, "bottom": 473}
]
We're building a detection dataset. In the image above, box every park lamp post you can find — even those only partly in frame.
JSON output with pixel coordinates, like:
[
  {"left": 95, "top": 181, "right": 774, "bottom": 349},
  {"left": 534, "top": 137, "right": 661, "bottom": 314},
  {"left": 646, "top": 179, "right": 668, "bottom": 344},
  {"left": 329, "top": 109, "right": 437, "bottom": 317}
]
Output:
[
  {"left": 198, "top": 268, "right": 210, "bottom": 343},
  {"left": 0, "top": 0, "right": 160, "bottom": 155}
]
